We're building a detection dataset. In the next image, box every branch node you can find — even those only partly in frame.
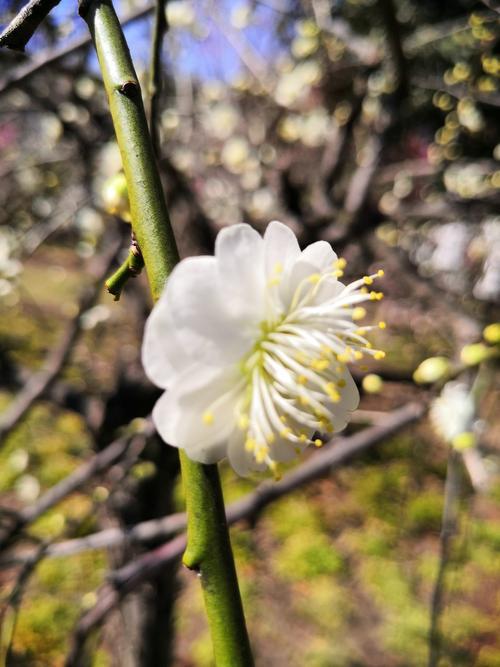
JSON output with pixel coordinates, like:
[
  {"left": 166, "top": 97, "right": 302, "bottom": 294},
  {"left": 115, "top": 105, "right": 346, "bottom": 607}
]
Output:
[{"left": 119, "top": 80, "right": 139, "bottom": 97}]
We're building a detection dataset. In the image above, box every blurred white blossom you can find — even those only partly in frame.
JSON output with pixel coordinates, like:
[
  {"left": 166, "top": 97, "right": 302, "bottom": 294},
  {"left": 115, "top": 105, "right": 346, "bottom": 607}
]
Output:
[{"left": 430, "top": 381, "right": 475, "bottom": 446}]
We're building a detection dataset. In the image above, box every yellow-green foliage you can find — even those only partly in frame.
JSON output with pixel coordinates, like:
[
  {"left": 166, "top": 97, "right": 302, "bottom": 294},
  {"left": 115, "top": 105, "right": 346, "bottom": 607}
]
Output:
[
  {"left": 359, "top": 558, "right": 429, "bottom": 666},
  {"left": 0, "top": 404, "right": 91, "bottom": 493},
  {"left": 406, "top": 491, "right": 444, "bottom": 535},
  {"left": 11, "top": 552, "right": 106, "bottom": 665},
  {"left": 273, "top": 530, "right": 345, "bottom": 581}
]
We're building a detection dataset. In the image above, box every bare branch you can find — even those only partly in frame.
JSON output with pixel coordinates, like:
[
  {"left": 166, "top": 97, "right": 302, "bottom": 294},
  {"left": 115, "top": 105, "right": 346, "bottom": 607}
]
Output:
[
  {"left": 0, "top": 419, "right": 155, "bottom": 550},
  {"left": 0, "top": 542, "right": 49, "bottom": 664},
  {"left": 0, "top": 0, "right": 62, "bottom": 52},
  {"left": 427, "top": 449, "right": 462, "bottom": 667},
  {"left": 61, "top": 402, "right": 424, "bottom": 663},
  {"left": 148, "top": 0, "right": 168, "bottom": 157},
  {"left": 5, "top": 403, "right": 425, "bottom": 567},
  {"left": 0, "top": 1, "right": 156, "bottom": 95}
]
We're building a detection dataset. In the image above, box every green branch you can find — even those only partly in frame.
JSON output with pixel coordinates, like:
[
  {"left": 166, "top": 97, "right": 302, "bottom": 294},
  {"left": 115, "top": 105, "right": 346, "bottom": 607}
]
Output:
[
  {"left": 105, "top": 242, "right": 144, "bottom": 301},
  {"left": 79, "top": 1, "right": 253, "bottom": 664}
]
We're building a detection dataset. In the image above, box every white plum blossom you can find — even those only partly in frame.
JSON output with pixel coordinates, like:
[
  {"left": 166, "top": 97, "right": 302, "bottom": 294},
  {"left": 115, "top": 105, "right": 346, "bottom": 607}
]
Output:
[
  {"left": 142, "top": 221, "right": 385, "bottom": 476},
  {"left": 430, "top": 381, "right": 475, "bottom": 445}
]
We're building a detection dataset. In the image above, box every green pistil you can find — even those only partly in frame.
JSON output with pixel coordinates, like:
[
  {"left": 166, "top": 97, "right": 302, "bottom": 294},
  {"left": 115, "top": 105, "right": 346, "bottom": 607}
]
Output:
[{"left": 240, "top": 316, "right": 286, "bottom": 377}]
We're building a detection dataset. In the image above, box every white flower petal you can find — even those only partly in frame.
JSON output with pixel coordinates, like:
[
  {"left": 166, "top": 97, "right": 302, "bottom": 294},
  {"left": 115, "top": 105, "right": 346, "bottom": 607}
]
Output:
[
  {"left": 300, "top": 240, "right": 337, "bottom": 272},
  {"left": 142, "top": 297, "right": 190, "bottom": 388},
  {"left": 227, "top": 429, "right": 266, "bottom": 476},
  {"left": 152, "top": 366, "right": 241, "bottom": 451},
  {"left": 164, "top": 256, "right": 253, "bottom": 365},
  {"left": 215, "top": 223, "right": 265, "bottom": 321},
  {"left": 263, "top": 220, "right": 301, "bottom": 279}
]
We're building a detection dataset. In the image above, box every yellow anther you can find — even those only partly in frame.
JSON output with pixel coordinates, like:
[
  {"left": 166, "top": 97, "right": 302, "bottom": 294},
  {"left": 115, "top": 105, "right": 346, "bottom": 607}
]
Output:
[
  {"left": 299, "top": 434, "right": 308, "bottom": 443},
  {"left": 279, "top": 415, "right": 287, "bottom": 423},
  {"left": 255, "top": 446, "right": 269, "bottom": 463},
  {"left": 335, "top": 257, "right": 347, "bottom": 269},
  {"left": 377, "top": 269, "right": 385, "bottom": 277},
  {"left": 337, "top": 352, "right": 351, "bottom": 363},
  {"left": 280, "top": 427, "right": 292, "bottom": 437},
  {"left": 352, "top": 306, "right": 366, "bottom": 321},
  {"left": 299, "top": 395, "right": 310, "bottom": 406},
  {"left": 273, "top": 262, "right": 283, "bottom": 274},
  {"left": 267, "top": 277, "right": 281, "bottom": 287},
  {"left": 361, "top": 287, "right": 368, "bottom": 294},
  {"left": 378, "top": 321, "right": 387, "bottom": 329},
  {"left": 320, "top": 344, "right": 333, "bottom": 356},
  {"left": 369, "top": 291, "right": 378, "bottom": 300},
  {"left": 363, "top": 276, "right": 374, "bottom": 285},
  {"left": 238, "top": 414, "right": 249, "bottom": 430},
  {"left": 325, "top": 382, "right": 341, "bottom": 402},
  {"left": 326, "top": 424, "right": 334, "bottom": 433},
  {"left": 354, "top": 350, "right": 364, "bottom": 360},
  {"left": 314, "top": 438, "right": 323, "bottom": 447},
  {"left": 311, "top": 358, "right": 329, "bottom": 371},
  {"left": 308, "top": 273, "right": 321, "bottom": 284},
  {"left": 245, "top": 438, "right": 256, "bottom": 452},
  {"left": 334, "top": 269, "right": 344, "bottom": 278},
  {"left": 202, "top": 411, "right": 214, "bottom": 425},
  {"left": 374, "top": 350, "right": 386, "bottom": 360},
  {"left": 356, "top": 328, "right": 367, "bottom": 336},
  {"left": 337, "top": 379, "right": 346, "bottom": 388},
  {"left": 297, "top": 375, "right": 308, "bottom": 385}
]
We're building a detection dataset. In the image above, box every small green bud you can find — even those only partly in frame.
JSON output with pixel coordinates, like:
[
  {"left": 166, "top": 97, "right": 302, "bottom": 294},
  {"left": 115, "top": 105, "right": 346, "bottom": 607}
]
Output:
[
  {"left": 101, "top": 172, "right": 131, "bottom": 221},
  {"left": 413, "top": 357, "right": 450, "bottom": 384},
  {"left": 362, "top": 373, "right": 384, "bottom": 394}
]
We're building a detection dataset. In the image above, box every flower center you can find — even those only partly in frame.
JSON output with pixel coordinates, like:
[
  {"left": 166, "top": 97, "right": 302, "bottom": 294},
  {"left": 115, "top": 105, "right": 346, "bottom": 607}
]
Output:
[{"left": 232, "top": 263, "right": 386, "bottom": 473}]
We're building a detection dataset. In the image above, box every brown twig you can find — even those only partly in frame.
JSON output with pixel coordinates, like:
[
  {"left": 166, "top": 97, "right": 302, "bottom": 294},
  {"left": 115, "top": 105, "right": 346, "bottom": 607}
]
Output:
[
  {"left": 148, "top": 0, "right": 168, "bottom": 157},
  {"left": 0, "top": 0, "right": 62, "bottom": 52},
  {"left": 6, "top": 403, "right": 424, "bottom": 566},
  {"left": 0, "top": 419, "right": 154, "bottom": 550},
  {"left": 427, "top": 448, "right": 462, "bottom": 667},
  {"left": 0, "top": 1, "right": 156, "bottom": 95},
  {"left": 0, "top": 541, "right": 49, "bottom": 664}
]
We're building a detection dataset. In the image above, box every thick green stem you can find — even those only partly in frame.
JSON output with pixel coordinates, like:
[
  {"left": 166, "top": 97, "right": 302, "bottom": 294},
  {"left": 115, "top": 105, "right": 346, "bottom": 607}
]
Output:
[
  {"left": 80, "top": 1, "right": 253, "bottom": 664},
  {"left": 80, "top": 0, "right": 177, "bottom": 300}
]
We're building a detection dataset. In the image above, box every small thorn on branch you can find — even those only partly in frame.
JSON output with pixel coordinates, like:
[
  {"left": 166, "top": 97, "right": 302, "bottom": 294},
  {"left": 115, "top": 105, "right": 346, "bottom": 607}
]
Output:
[{"left": 105, "top": 235, "right": 145, "bottom": 301}]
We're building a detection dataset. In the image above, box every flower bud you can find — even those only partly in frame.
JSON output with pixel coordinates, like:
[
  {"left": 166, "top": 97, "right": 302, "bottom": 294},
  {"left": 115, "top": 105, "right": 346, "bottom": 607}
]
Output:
[
  {"left": 460, "top": 343, "right": 491, "bottom": 366},
  {"left": 413, "top": 357, "right": 450, "bottom": 384},
  {"left": 101, "top": 173, "right": 131, "bottom": 221},
  {"left": 362, "top": 374, "right": 384, "bottom": 394},
  {"left": 483, "top": 323, "right": 500, "bottom": 344}
]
